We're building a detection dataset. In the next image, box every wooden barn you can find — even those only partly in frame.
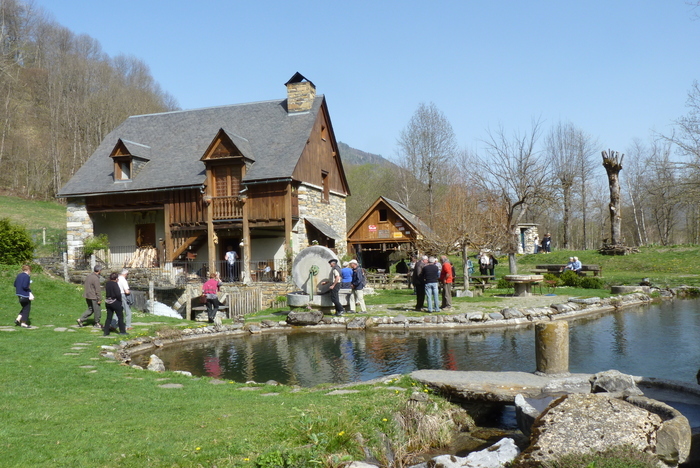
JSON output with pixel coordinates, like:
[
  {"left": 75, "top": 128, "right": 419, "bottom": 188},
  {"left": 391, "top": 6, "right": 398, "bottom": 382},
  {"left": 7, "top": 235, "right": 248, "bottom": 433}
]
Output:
[
  {"left": 346, "top": 197, "right": 432, "bottom": 270},
  {"left": 57, "top": 73, "right": 349, "bottom": 282}
]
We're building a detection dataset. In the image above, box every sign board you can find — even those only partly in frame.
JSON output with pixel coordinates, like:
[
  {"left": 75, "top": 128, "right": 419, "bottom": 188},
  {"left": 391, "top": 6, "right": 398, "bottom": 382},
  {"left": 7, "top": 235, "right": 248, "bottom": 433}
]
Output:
[
  {"left": 368, "top": 225, "right": 377, "bottom": 232},
  {"left": 378, "top": 229, "right": 390, "bottom": 238},
  {"left": 393, "top": 231, "right": 403, "bottom": 238}
]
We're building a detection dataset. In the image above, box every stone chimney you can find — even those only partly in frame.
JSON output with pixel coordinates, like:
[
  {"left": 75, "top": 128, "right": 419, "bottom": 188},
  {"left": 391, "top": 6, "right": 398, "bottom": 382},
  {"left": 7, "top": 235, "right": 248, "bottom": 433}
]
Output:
[{"left": 285, "top": 72, "right": 316, "bottom": 113}]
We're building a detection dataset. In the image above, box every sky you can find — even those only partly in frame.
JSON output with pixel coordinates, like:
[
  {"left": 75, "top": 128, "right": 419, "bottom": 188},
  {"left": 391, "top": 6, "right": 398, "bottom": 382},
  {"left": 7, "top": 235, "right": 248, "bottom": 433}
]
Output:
[{"left": 39, "top": 0, "right": 700, "bottom": 161}]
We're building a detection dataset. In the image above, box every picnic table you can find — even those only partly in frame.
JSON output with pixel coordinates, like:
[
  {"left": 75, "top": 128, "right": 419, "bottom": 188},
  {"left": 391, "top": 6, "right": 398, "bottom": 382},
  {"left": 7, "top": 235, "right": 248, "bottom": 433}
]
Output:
[
  {"left": 532, "top": 264, "right": 602, "bottom": 276},
  {"left": 504, "top": 274, "right": 544, "bottom": 297}
]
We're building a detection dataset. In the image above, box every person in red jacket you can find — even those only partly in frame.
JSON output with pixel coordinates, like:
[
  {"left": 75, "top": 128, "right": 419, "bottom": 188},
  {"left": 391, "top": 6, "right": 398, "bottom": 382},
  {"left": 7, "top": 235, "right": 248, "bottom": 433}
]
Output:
[{"left": 439, "top": 255, "right": 453, "bottom": 310}]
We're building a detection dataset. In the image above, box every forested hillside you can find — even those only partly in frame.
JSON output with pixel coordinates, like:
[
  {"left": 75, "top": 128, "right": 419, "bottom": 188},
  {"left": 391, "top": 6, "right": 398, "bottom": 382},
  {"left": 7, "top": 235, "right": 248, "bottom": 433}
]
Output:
[{"left": 0, "top": 0, "right": 178, "bottom": 200}]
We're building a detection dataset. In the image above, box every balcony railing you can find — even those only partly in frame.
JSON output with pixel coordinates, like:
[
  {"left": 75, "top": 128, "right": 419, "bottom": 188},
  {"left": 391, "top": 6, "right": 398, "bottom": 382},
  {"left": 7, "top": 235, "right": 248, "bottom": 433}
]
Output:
[{"left": 211, "top": 196, "right": 243, "bottom": 220}]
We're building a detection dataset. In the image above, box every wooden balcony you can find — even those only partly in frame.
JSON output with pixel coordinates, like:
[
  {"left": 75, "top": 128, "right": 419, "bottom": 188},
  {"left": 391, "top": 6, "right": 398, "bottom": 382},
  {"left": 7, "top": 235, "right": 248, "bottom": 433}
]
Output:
[{"left": 211, "top": 196, "right": 243, "bottom": 220}]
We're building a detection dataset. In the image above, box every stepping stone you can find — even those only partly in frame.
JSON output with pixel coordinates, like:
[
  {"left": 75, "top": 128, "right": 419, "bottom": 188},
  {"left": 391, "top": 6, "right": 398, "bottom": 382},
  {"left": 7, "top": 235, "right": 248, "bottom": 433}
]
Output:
[
  {"left": 53, "top": 327, "right": 69, "bottom": 332},
  {"left": 209, "top": 379, "right": 228, "bottom": 385},
  {"left": 261, "top": 393, "right": 280, "bottom": 397},
  {"left": 79, "top": 365, "right": 96, "bottom": 369},
  {"left": 63, "top": 353, "right": 80, "bottom": 355},
  {"left": 159, "top": 383, "right": 184, "bottom": 389},
  {"left": 325, "top": 389, "right": 360, "bottom": 395}
]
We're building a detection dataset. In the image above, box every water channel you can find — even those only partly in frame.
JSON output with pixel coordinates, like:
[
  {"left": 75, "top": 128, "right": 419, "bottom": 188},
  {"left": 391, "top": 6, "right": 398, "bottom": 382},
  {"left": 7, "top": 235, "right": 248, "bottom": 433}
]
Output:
[{"left": 134, "top": 298, "right": 700, "bottom": 388}]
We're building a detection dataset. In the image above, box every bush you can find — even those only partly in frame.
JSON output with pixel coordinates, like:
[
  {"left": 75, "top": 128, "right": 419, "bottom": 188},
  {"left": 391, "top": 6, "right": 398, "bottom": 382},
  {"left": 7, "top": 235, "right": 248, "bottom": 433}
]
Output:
[
  {"left": 0, "top": 218, "right": 35, "bottom": 264},
  {"left": 82, "top": 234, "right": 109, "bottom": 257},
  {"left": 497, "top": 277, "right": 513, "bottom": 289},
  {"left": 580, "top": 276, "right": 605, "bottom": 289},
  {"left": 559, "top": 270, "right": 582, "bottom": 287},
  {"left": 543, "top": 273, "right": 561, "bottom": 287}
]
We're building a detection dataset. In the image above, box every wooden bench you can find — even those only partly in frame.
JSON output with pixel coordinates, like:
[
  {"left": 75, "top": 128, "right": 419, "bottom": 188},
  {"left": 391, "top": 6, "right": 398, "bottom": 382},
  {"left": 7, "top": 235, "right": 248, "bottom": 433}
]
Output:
[{"left": 534, "top": 264, "right": 602, "bottom": 276}]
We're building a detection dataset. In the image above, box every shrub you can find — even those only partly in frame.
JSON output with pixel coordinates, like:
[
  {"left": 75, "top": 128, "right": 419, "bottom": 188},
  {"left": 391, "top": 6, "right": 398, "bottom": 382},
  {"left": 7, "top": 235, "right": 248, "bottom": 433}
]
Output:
[
  {"left": 559, "top": 270, "right": 582, "bottom": 287},
  {"left": 0, "top": 218, "right": 35, "bottom": 264},
  {"left": 82, "top": 234, "right": 109, "bottom": 257},
  {"left": 543, "top": 273, "right": 561, "bottom": 287},
  {"left": 497, "top": 277, "right": 513, "bottom": 289},
  {"left": 580, "top": 276, "right": 605, "bottom": 289}
]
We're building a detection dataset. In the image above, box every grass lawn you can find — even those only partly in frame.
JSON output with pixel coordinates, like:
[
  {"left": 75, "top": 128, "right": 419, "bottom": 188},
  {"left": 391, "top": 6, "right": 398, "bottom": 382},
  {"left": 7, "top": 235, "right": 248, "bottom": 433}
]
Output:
[{"left": 0, "top": 264, "right": 460, "bottom": 468}]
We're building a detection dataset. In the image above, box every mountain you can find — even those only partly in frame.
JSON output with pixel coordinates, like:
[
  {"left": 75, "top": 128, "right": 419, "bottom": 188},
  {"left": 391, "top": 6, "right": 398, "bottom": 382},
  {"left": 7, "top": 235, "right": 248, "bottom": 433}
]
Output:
[{"left": 338, "top": 142, "right": 394, "bottom": 167}]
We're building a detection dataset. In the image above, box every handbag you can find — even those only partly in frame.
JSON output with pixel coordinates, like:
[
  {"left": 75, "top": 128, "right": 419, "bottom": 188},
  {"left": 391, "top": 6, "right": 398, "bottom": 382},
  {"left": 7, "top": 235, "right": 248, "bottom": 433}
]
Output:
[{"left": 199, "top": 294, "right": 207, "bottom": 304}]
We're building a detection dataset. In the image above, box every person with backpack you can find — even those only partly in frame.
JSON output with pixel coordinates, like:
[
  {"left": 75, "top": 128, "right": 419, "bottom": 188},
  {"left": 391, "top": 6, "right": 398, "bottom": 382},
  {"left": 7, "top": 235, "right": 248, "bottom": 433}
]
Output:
[{"left": 348, "top": 259, "right": 367, "bottom": 313}]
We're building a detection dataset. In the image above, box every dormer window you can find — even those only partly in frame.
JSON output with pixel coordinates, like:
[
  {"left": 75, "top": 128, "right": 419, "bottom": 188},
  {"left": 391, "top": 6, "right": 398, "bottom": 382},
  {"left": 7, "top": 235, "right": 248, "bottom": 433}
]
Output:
[{"left": 110, "top": 139, "right": 150, "bottom": 182}]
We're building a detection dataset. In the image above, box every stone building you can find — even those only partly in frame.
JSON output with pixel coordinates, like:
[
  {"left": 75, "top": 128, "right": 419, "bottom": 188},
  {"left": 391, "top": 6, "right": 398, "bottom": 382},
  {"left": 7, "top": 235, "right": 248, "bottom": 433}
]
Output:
[{"left": 57, "top": 73, "right": 349, "bottom": 282}]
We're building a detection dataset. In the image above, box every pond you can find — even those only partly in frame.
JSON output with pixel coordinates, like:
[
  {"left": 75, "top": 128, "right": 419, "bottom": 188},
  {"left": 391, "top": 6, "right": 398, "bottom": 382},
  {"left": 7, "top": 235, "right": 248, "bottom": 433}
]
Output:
[{"left": 133, "top": 298, "right": 700, "bottom": 388}]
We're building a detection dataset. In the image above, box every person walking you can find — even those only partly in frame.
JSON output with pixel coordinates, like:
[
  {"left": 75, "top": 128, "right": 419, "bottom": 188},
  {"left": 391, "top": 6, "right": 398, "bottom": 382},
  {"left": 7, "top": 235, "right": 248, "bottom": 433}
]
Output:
[
  {"left": 224, "top": 246, "right": 238, "bottom": 281},
  {"left": 412, "top": 256, "right": 427, "bottom": 311},
  {"left": 421, "top": 257, "right": 440, "bottom": 313},
  {"left": 118, "top": 269, "right": 132, "bottom": 330},
  {"left": 348, "top": 259, "right": 367, "bottom": 313},
  {"left": 103, "top": 272, "right": 127, "bottom": 336},
  {"left": 439, "top": 255, "right": 453, "bottom": 310},
  {"left": 202, "top": 272, "right": 222, "bottom": 323},
  {"left": 77, "top": 265, "right": 103, "bottom": 328},
  {"left": 13, "top": 264, "right": 32, "bottom": 328}
]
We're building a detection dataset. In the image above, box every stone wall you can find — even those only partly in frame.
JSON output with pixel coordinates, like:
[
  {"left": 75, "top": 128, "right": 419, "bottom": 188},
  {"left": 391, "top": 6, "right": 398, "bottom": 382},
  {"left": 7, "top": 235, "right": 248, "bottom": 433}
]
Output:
[
  {"left": 66, "top": 198, "right": 94, "bottom": 266},
  {"left": 295, "top": 183, "right": 347, "bottom": 257}
]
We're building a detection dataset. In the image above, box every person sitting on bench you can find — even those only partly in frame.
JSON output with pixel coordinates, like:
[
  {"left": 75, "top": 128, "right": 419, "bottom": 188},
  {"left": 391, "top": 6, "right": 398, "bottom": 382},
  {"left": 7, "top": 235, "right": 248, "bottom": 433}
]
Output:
[{"left": 561, "top": 257, "right": 582, "bottom": 273}]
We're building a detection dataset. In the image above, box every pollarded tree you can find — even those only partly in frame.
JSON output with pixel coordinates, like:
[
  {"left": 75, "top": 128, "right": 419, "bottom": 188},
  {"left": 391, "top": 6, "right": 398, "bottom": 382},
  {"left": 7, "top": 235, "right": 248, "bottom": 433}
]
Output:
[
  {"left": 601, "top": 149, "right": 624, "bottom": 246},
  {"left": 396, "top": 102, "right": 457, "bottom": 228}
]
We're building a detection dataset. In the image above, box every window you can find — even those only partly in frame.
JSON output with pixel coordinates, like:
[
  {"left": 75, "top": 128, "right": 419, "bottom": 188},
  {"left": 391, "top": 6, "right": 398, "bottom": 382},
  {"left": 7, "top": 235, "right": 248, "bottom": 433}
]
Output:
[
  {"left": 114, "top": 158, "right": 132, "bottom": 180},
  {"left": 379, "top": 209, "right": 388, "bottom": 222},
  {"left": 321, "top": 171, "right": 329, "bottom": 203},
  {"left": 119, "top": 161, "right": 131, "bottom": 180}
]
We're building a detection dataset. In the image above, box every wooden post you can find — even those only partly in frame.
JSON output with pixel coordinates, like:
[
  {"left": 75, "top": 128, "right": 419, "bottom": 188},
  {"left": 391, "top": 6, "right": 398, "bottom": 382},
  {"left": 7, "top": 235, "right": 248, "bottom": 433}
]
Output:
[
  {"left": 242, "top": 197, "right": 251, "bottom": 284},
  {"left": 163, "top": 203, "right": 173, "bottom": 262},
  {"left": 63, "top": 252, "right": 68, "bottom": 282},
  {"left": 149, "top": 280, "right": 154, "bottom": 315}
]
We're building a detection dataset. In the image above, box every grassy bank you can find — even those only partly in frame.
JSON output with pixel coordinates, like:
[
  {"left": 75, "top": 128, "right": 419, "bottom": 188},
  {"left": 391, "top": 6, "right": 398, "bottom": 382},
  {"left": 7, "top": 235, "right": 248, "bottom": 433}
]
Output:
[{"left": 0, "top": 264, "right": 470, "bottom": 467}]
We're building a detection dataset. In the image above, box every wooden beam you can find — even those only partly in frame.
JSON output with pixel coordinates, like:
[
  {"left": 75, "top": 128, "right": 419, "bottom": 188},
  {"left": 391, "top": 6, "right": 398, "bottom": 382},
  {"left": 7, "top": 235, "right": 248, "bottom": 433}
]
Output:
[{"left": 171, "top": 235, "right": 201, "bottom": 261}]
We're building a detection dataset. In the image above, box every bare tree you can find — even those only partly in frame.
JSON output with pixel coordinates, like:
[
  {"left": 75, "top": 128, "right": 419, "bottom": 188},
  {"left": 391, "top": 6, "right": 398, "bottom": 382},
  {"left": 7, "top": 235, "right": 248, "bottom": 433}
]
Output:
[
  {"left": 473, "top": 119, "right": 552, "bottom": 273},
  {"left": 544, "top": 121, "right": 597, "bottom": 249},
  {"left": 396, "top": 102, "right": 457, "bottom": 228},
  {"left": 624, "top": 139, "right": 651, "bottom": 246}
]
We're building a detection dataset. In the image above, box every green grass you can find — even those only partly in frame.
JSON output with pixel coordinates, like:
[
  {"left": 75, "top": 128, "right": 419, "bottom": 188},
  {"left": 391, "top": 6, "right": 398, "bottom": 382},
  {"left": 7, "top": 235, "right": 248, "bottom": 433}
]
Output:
[
  {"left": 0, "top": 264, "right": 469, "bottom": 467},
  {"left": 0, "top": 195, "right": 66, "bottom": 230}
]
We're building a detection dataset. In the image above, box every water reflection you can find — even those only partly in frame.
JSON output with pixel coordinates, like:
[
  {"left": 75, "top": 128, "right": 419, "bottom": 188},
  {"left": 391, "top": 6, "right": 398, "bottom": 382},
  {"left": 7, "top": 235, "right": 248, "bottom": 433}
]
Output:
[{"left": 133, "top": 299, "right": 700, "bottom": 387}]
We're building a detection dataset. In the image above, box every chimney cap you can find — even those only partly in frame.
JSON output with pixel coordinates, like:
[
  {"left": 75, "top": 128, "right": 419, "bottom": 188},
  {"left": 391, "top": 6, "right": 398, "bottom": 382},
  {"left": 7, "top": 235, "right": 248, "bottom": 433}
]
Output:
[{"left": 285, "top": 72, "right": 315, "bottom": 89}]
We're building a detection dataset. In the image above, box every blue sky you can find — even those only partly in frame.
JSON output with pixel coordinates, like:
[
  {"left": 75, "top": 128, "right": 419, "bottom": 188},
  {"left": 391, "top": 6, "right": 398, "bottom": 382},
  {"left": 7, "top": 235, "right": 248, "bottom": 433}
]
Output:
[{"left": 41, "top": 1, "right": 700, "bottom": 161}]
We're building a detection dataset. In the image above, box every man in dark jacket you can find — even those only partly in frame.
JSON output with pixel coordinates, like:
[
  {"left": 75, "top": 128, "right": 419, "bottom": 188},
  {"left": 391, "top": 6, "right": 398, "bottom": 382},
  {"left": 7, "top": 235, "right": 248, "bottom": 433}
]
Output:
[
  {"left": 412, "top": 256, "right": 427, "bottom": 311},
  {"left": 421, "top": 257, "right": 441, "bottom": 313}
]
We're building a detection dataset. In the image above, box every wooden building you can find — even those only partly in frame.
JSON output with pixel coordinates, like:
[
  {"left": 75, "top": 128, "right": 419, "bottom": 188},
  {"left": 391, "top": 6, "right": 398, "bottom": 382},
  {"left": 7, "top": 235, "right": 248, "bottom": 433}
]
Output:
[
  {"left": 58, "top": 73, "right": 349, "bottom": 281},
  {"left": 346, "top": 197, "right": 432, "bottom": 270}
]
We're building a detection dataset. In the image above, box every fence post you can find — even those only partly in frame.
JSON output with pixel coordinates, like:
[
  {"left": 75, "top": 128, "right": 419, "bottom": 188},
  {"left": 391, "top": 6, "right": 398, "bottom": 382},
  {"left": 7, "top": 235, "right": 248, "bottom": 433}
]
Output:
[
  {"left": 149, "top": 280, "right": 154, "bottom": 315},
  {"left": 90, "top": 254, "right": 96, "bottom": 271},
  {"left": 63, "top": 252, "right": 69, "bottom": 282}
]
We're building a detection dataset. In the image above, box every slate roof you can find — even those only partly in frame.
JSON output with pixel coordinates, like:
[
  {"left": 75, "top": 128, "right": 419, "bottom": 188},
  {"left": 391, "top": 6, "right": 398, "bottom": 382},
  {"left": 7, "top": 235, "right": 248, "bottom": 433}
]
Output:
[
  {"left": 382, "top": 197, "right": 434, "bottom": 237},
  {"left": 58, "top": 96, "right": 326, "bottom": 197}
]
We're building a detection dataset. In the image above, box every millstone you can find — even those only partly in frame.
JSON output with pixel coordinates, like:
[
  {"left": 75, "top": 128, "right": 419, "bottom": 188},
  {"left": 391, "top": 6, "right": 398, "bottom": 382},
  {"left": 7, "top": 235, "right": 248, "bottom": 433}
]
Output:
[{"left": 291, "top": 245, "right": 337, "bottom": 295}]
